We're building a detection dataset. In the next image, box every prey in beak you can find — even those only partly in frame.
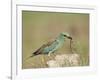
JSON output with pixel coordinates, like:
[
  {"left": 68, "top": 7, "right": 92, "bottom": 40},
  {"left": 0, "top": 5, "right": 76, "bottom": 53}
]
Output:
[{"left": 67, "top": 36, "right": 73, "bottom": 53}]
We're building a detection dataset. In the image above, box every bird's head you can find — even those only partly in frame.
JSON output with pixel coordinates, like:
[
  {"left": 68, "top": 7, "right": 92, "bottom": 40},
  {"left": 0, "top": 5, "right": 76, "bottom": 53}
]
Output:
[{"left": 61, "top": 32, "right": 72, "bottom": 40}]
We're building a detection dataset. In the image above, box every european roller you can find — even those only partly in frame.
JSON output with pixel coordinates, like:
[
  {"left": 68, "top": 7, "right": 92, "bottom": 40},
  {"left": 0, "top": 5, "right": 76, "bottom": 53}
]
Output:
[{"left": 30, "top": 32, "right": 72, "bottom": 57}]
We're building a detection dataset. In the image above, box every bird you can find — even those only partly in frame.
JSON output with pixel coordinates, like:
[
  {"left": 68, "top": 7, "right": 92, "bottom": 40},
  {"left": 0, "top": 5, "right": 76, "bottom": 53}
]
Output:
[{"left": 28, "top": 32, "right": 72, "bottom": 59}]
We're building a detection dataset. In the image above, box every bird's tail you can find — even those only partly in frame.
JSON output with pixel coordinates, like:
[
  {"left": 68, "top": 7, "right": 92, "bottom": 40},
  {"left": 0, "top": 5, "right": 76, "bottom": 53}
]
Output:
[
  {"left": 25, "top": 53, "right": 37, "bottom": 60},
  {"left": 25, "top": 55, "right": 33, "bottom": 61},
  {"left": 24, "top": 49, "right": 41, "bottom": 61}
]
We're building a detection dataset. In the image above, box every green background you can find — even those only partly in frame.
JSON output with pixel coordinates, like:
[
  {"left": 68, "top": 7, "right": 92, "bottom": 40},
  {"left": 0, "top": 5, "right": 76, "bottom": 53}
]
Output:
[{"left": 22, "top": 11, "right": 89, "bottom": 69}]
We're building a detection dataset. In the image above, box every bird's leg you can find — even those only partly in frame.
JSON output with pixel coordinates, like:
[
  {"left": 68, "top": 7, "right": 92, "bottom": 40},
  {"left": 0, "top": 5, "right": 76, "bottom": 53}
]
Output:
[
  {"left": 48, "top": 51, "right": 52, "bottom": 56},
  {"left": 70, "top": 39, "right": 73, "bottom": 53},
  {"left": 48, "top": 52, "right": 51, "bottom": 56}
]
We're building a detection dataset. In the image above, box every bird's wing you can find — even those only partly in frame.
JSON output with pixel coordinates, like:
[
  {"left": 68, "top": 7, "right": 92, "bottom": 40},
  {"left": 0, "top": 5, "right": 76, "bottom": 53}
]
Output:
[
  {"left": 32, "top": 40, "right": 56, "bottom": 56},
  {"left": 32, "top": 44, "right": 46, "bottom": 56},
  {"left": 45, "top": 40, "right": 56, "bottom": 46}
]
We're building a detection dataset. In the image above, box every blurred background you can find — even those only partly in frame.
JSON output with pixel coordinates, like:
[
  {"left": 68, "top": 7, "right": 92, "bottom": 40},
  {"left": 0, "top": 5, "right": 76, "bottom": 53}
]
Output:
[{"left": 22, "top": 11, "right": 89, "bottom": 69}]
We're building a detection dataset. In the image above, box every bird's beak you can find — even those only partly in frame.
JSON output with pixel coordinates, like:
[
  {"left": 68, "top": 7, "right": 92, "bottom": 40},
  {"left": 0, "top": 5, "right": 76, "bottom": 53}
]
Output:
[{"left": 67, "top": 36, "right": 72, "bottom": 40}]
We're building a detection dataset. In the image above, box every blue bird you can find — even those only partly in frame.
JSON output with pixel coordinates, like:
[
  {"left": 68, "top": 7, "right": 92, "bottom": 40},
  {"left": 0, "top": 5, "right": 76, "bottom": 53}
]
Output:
[{"left": 29, "top": 32, "right": 72, "bottom": 58}]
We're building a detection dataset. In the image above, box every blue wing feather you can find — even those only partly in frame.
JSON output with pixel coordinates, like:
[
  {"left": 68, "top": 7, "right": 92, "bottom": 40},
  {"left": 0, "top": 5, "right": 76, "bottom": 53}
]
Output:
[{"left": 43, "top": 40, "right": 59, "bottom": 53}]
